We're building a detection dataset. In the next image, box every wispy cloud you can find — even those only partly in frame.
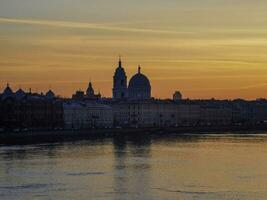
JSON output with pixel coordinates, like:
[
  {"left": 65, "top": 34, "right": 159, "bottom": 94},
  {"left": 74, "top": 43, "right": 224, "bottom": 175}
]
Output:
[{"left": 0, "top": 17, "right": 193, "bottom": 35}]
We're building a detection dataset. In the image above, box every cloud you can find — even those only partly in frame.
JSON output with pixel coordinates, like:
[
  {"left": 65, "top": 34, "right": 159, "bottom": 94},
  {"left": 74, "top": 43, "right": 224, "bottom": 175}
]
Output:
[{"left": 0, "top": 17, "right": 193, "bottom": 35}]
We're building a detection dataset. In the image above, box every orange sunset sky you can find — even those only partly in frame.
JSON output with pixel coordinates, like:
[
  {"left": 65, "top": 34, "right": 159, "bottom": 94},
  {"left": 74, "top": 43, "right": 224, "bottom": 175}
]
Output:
[{"left": 0, "top": 0, "right": 267, "bottom": 99}]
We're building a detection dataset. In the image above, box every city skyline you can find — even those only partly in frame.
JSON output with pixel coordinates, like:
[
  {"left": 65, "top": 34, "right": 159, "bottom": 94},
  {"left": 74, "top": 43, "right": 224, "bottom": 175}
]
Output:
[{"left": 1, "top": 0, "right": 267, "bottom": 99}]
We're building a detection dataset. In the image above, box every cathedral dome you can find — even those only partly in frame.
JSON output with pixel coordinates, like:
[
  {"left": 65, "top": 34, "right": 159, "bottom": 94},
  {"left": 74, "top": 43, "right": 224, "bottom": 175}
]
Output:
[
  {"left": 128, "top": 66, "right": 151, "bottom": 100},
  {"left": 128, "top": 73, "right": 150, "bottom": 89}
]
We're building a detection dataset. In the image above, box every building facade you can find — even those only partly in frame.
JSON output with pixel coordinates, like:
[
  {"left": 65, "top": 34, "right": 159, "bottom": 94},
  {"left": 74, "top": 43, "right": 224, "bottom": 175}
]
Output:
[
  {"left": 111, "top": 100, "right": 233, "bottom": 128},
  {"left": 63, "top": 102, "right": 113, "bottom": 129},
  {"left": 0, "top": 84, "right": 63, "bottom": 130}
]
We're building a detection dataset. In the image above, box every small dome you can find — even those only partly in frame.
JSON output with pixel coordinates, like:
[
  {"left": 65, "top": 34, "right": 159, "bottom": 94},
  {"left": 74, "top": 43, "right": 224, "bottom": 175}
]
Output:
[
  {"left": 46, "top": 89, "right": 55, "bottom": 99},
  {"left": 173, "top": 91, "right": 182, "bottom": 101},
  {"left": 15, "top": 88, "right": 26, "bottom": 99}
]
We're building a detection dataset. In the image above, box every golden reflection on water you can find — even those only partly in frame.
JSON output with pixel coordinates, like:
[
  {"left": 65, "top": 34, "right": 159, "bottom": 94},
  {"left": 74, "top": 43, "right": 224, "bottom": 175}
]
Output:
[{"left": 0, "top": 133, "right": 267, "bottom": 200}]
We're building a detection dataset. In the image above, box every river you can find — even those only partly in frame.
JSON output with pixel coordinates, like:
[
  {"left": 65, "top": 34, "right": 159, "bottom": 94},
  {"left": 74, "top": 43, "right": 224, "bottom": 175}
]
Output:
[{"left": 0, "top": 133, "right": 267, "bottom": 200}]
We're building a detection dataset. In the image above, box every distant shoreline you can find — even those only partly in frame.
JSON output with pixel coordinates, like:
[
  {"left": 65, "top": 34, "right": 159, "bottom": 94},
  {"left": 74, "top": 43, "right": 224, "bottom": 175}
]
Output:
[{"left": 1, "top": 125, "right": 267, "bottom": 145}]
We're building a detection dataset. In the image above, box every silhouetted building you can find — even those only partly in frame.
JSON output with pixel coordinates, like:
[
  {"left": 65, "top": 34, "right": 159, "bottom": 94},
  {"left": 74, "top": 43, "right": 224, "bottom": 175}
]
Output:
[
  {"left": 72, "top": 90, "right": 85, "bottom": 101},
  {"left": 128, "top": 66, "right": 151, "bottom": 100},
  {"left": 173, "top": 91, "right": 182, "bottom": 101},
  {"left": 45, "top": 89, "right": 55, "bottom": 99},
  {"left": 0, "top": 84, "right": 63, "bottom": 130},
  {"left": 63, "top": 101, "right": 113, "bottom": 129},
  {"left": 112, "top": 59, "right": 151, "bottom": 100},
  {"left": 72, "top": 81, "right": 101, "bottom": 101},
  {"left": 113, "top": 58, "right": 128, "bottom": 99},
  {"left": 2, "top": 58, "right": 267, "bottom": 131},
  {"left": 86, "top": 81, "right": 101, "bottom": 99}
]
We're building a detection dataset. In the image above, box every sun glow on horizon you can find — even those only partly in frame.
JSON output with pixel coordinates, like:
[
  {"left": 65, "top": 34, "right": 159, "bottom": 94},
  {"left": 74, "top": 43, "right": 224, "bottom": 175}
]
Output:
[{"left": 1, "top": 0, "right": 267, "bottom": 100}]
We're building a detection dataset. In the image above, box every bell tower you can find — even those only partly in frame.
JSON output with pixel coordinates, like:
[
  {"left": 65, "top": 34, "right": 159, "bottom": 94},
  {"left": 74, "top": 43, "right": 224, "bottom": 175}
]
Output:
[{"left": 112, "top": 57, "right": 128, "bottom": 99}]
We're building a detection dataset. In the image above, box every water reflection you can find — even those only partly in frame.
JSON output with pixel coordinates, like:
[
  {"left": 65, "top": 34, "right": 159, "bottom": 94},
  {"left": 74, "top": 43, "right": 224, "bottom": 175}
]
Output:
[
  {"left": 0, "top": 133, "right": 267, "bottom": 200},
  {"left": 112, "top": 135, "right": 152, "bottom": 200}
]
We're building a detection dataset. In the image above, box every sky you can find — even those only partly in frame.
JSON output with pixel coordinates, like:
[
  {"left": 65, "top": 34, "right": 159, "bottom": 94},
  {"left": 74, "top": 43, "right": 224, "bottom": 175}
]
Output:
[{"left": 0, "top": 0, "right": 267, "bottom": 99}]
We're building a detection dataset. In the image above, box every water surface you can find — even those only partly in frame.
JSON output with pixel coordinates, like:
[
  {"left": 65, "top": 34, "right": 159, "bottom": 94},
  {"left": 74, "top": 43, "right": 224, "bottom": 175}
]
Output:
[{"left": 0, "top": 133, "right": 267, "bottom": 200}]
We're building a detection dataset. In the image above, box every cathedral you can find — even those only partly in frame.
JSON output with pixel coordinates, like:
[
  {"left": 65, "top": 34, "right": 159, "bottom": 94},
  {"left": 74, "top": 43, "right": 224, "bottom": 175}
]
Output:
[{"left": 112, "top": 58, "right": 151, "bottom": 100}]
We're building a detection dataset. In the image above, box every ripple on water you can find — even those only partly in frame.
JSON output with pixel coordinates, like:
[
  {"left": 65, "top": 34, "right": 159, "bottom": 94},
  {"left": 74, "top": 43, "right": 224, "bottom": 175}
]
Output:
[
  {"left": 66, "top": 172, "right": 106, "bottom": 176},
  {"left": 0, "top": 183, "right": 51, "bottom": 190}
]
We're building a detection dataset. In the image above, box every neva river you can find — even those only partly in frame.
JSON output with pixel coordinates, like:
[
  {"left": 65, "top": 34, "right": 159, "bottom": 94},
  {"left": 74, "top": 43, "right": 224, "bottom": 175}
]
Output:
[{"left": 0, "top": 133, "right": 267, "bottom": 200}]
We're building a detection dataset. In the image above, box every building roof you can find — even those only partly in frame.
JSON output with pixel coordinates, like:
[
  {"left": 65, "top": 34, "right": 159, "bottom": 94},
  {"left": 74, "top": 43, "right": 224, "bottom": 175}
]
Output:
[
  {"left": 15, "top": 88, "right": 26, "bottom": 100},
  {"left": 2, "top": 83, "right": 14, "bottom": 99},
  {"left": 86, "top": 82, "right": 95, "bottom": 96},
  {"left": 114, "top": 58, "right": 127, "bottom": 78},
  {"left": 128, "top": 67, "right": 151, "bottom": 89},
  {"left": 45, "top": 89, "right": 55, "bottom": 99}
]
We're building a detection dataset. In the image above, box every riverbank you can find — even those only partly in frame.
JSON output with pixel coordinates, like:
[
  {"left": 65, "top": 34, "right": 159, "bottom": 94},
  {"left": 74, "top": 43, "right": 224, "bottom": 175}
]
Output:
[{"left": 1, "top": 125, "right": 267, "bottom": 145}]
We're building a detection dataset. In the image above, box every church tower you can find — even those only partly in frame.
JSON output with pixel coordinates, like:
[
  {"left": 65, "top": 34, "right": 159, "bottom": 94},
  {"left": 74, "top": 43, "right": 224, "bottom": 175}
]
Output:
[
  {"left": 113, "top": 57, "right": 128, "bottom": 99},
  {"left": 86, "top": 82, "right": 94, "bottom": 97}
]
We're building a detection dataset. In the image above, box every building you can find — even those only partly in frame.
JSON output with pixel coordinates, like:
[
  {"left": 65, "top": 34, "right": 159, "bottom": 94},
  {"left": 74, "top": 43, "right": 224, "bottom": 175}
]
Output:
[
  {"left": 0, "top": 84, "right": 63, "bottom": 130},
  {"left": 128, "top": 66, "right": 151, "bottom": 100},
  {"left": 112, "top": 59, "right": 151, "bottom": 100},
  {"left": 86, "top": 82, "right": 101, "bottom": 99},
  {"left": 251, "top": 99, "right": 267, "bottom": 124},
  {"left": 113, "top": 58, "right": 128, "bottom": 99},
  {"left": 72, "top": 81, "right": 101, "bottom": 101},
  {"left": 72, "top": 90, "right": 85, "bottom": 101},
  {"left": 2, "top": 58, "right": 267, "bottom": 131},
  {"left": 63, "top": 101, "right": 113, "bottom": 129},
  {"left": 111, "top": 100, "right": 197, "bottom": 128},
  {"left": 110, "top": 99, "right": 236, "bottom": 128},
  {"left": 173, "top": 91, "right": 182, "bottom": 101}
]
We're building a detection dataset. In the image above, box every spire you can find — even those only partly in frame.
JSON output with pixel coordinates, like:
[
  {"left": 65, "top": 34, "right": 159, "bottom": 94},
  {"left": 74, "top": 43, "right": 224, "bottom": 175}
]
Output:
[
  {"left": 138, "top": 65, "right": 141, "bottom": 74},
  {"left": 87, "top": 81, "right": 94, "bottom": 96},
  {"left": 118, "top": 55, "right": 122, "bottom": 68}
]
